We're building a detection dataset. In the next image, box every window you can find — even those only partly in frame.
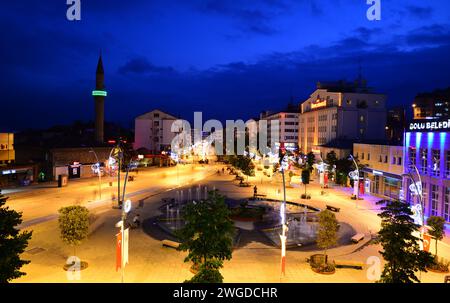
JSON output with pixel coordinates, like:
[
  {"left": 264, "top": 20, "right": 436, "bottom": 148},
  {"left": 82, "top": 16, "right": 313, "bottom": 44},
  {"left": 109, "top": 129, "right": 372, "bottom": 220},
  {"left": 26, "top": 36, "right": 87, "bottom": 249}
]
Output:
[
  {"left": 346, "top": 99, "right": 352, "bottom": 105},
  {"left": 397, "top": 157, "right": 402, "bottom": 165},
  {"left": 385, "top": 155, "right": 388, "bottom": 163},
  {"left": 447, "top": 151, "right": 450, "bottom": 178},
  {"left": 422, "top": 182, "right": 427, "bottom": 214},
  {"left": 361, "top": 153, "right": 364, "bottom": 160},
  {"left": 379, "top": 155, "right": 382, "bottom": 163},
  {"left": 392, "top": 157, "right": 396, "bottom": 165},
  {"left": 331, "top": 125, "right": 337, "bottom": 132},
  {"left": 360, "top": 115, "right": 364, "bottom": 122},
  {"left": 420, "top": 148, "right": 428, "bottom": 174},
  {"left": 409, "top": 147, "right": 416, "bottom": 167},
  {"left": 153, "top": 113, "right": 160, "bottom": 118},
  {"left": 432, "top": 150, "right": 440, "bottom": 177},
  {"left": 367, "top": 153, "right": 370, "bottom": 161},
  {"left": 445, "top": 187, "right": 450, "bottom": 222},
  {"left": 431, "top": 185, "right": 439, "bottom": 216},
  {"left": 154, "top": 121, "right": 160, "bottom": 127},
  {"left": 360, "top": 128, "right": 364, "bottom": 135}
]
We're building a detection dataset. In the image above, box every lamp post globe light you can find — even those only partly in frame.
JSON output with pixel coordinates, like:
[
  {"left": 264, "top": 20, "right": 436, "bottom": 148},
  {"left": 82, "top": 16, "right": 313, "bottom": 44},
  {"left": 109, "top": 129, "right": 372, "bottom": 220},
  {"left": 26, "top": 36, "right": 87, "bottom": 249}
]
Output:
[
  {"left": 89, "top": 148, "right": 102, "bottom": 199},
  {"left": 348, "top": 154, "right": 360, "bottom": 204},
  {"left": 109, "top": 143, "right": 124, "bottom": 208}
]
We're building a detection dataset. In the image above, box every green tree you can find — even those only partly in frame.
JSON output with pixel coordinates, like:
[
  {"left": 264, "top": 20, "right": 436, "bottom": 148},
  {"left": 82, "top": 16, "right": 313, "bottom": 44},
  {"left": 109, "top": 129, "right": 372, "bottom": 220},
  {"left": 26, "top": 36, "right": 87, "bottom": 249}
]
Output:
[
  {"left": 185, "top": 259, "right": 223, "bottom": 283},
  {"left": 306, "top": 152, "right": 315, "bottom": 172},
  {"left": 335, "top": 158, "right": 352, "bottom": 185},
  {"left": 0, "top": 192, "right": 32, "bottom": 283},
  {"left": 301, "top": 169, "right": 310, "bottom": 196},
  {"left": 376, "top": 199, "right": 434, "bottom": 283},
  {"left": 426, "top": 216, "right": 445, "bottom": 257},
  {"left": 58, "top": 206, "right": 90, "bottom": 257},
  {"left": 316, "top": 210, "right": 339, "bottom": 263},
  {"left": 177, "top": 191, "right": 234, "bottom": 281},
  {"left": 325, "top": 151, "right": 338, "bottom": 178}
]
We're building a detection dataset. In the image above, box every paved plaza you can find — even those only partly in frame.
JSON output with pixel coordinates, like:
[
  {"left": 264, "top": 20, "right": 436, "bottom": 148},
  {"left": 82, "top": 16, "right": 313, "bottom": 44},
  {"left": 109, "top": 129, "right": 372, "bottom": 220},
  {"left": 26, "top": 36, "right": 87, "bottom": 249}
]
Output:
[{"left": 11, "top": 165, "right": 450, "bottom": 283}]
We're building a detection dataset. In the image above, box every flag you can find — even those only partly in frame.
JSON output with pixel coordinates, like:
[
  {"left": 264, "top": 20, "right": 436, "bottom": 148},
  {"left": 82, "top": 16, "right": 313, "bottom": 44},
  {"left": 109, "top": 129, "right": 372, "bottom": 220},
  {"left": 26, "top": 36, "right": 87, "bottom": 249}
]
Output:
[
  {"left": 280, "top": 234, "right": 287, "bottom": 275},
  {"left": 116, "top": 232, "right": 122, "bottom": 271},
  {"left": 123, "top": 228, "right": 129, "bottom": 266},
  {"left": 423, "top": 234, "right": 431, "bottom": 252}
]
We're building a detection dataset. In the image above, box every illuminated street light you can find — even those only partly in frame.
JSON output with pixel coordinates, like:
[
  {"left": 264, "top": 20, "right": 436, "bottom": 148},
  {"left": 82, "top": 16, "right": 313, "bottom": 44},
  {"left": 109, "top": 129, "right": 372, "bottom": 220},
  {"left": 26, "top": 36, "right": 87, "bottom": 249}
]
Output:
[
  {"left": 348, "top": 154, "right": 360, "bottom": 206},
  {"left": 89, "top": 148, "right": 102, "bottom": 199}
]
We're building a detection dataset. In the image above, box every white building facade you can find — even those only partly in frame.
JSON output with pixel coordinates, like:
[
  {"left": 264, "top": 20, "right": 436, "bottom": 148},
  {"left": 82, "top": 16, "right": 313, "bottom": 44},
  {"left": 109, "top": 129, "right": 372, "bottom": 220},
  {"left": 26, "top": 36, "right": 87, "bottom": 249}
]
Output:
[
  {"left": 260, "top": 111, "right": 299, "bottom": 151},
  {"left": 134, "top": 109, "right": 178, "bottom": 153},
  {"left": 354, "top": 143, "right": 403, "bottom": 200},
  {"left": 299, "top": 81, "right": 387, "bottom": 156}
]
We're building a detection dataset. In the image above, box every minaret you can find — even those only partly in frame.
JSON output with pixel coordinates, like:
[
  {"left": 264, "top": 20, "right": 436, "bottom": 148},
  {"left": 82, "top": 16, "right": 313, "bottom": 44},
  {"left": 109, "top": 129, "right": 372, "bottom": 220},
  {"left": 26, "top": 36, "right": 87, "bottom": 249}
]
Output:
[{"left": 92, "top": 54, "right": 107, "bottom": 144}]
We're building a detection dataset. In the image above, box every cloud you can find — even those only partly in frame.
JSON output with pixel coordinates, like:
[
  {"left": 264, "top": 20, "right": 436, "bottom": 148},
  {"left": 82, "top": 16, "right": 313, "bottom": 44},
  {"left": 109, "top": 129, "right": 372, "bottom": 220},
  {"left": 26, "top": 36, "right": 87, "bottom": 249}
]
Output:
[
  {"left": 118, "top": 57, "right": 176, "bottom": 75},
  {"left": 191, "top": 0, "right": 295, "bottom": 36},
  {"left": 405, "top": 24, "right": 450, "bottom": 47},
  {"left": 406, "top": 5, "right": 433, "bottom": 18}
]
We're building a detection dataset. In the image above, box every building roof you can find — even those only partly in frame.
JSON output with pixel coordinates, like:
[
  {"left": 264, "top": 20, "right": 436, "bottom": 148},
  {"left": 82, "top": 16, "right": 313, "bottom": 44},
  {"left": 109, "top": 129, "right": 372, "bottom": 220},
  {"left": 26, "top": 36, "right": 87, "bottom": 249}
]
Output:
[{"left": 135, "top": 109, "right": 178, "bottom": 120}]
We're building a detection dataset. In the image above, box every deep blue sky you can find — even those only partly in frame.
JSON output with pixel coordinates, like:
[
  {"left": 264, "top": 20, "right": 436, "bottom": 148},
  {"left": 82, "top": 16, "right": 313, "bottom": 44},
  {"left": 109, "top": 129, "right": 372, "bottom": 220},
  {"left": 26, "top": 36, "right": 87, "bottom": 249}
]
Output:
[{"left": 1, "top": 0, "right": 450, "bottom": 132}]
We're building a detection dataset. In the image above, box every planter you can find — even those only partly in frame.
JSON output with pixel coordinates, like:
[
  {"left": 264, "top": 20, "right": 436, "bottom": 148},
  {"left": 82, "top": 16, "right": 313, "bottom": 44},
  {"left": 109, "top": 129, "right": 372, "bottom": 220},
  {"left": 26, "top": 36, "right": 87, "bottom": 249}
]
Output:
[
  {"left": 63, "top": 261, "right": 88, "bottom": 271},
  {"left": 311, "top": 267, "right": 336, "bottom": 275}
]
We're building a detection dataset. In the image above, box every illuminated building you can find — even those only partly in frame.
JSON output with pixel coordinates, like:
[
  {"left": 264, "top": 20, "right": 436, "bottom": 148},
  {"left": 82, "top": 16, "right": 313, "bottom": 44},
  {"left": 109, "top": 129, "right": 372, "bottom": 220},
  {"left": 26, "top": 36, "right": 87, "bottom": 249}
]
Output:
[
  {"left": 412, "top": 87, "right": 450, "bottom": 120},
  {"left": 0, "top": 133, "right": 14, "bottom": 165},
  {"left": 260, "top": 110, "right": 299, "bottom": 150},
  {"left": 354, "top": 143, "right": 403, "bottom": 200},
  {"left": 134, "top": 109, "right": 178, "bottom": 154},
  {"left": 403, "top": 118, "right": 450, "bottom": 223},
  {"left": 386, "top": 107, "right": 406, "bottom": 145},
  {"left": 299, "top": 79, "right": 387, "bottom": 157}
]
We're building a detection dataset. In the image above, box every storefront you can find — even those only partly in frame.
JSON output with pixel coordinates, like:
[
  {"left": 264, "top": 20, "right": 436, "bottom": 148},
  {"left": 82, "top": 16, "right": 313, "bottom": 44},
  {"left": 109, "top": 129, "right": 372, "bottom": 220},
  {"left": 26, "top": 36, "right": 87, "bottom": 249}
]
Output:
[
  {"left": 362, "top": 167, "right": 402, "bottom": 200},
  {"left": 0, "top": 166, "right": 35, "bottom": 187}
]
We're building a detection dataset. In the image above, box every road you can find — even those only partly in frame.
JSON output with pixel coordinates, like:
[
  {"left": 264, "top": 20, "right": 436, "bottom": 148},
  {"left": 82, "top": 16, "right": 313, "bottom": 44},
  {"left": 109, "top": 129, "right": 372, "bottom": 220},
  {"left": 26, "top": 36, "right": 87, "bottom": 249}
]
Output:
[{"left": 4, "top": 164, "right": 218, "bottom": 227}]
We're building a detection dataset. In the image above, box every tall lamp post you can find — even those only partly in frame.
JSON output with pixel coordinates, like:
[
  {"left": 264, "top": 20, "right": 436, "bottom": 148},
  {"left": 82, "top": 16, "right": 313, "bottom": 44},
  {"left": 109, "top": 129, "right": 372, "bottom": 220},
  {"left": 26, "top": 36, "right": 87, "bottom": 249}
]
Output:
[
  {"left": 348, "top": 154, "right": 360, "bottom": 203},
  {"left": 278, "top": 144, "right": 289, "bottom": 278},
  {"left": 109, "top": 143, "right": 124, "bottom": 208},
  {"left": 403, "top": 164, "right": 425, "bottom": 282},
  {"left": 89, "top": 148, "right": 102, "bottom": 199}
]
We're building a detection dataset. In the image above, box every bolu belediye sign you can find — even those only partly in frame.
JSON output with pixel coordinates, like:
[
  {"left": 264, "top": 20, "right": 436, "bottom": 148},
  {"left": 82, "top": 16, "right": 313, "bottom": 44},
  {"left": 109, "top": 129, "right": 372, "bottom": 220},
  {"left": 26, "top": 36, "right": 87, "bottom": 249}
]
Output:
[{"left": 408, "top": 119, "right": 450, "bottom": 132}]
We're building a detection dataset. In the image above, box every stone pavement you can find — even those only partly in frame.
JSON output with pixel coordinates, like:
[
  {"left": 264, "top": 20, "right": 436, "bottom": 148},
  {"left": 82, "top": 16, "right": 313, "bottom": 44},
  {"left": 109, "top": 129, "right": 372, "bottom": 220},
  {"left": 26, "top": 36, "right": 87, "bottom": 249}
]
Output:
[{"left": 14, "top": 167, "right": 450, "bottom": 283}]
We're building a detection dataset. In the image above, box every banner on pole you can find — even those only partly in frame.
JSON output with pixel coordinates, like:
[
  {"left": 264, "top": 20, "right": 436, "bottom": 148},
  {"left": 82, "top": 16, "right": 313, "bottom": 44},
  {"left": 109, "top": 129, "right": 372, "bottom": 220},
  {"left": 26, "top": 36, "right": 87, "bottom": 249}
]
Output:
[
  {"left": 123, "top": 228, "right": 129, "bottom": 266},
  {"left": 116, "top": 232, "right": 122, "bottom": 272}
]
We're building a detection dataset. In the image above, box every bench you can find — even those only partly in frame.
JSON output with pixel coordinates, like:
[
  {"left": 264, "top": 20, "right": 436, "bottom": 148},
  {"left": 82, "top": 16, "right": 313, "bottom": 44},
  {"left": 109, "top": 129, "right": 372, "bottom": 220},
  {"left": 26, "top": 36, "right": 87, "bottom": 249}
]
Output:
[
  {"left": 326, "top": 205, "right": 340, "bottom": 212},
  {"left": 351, "top": 233, "right": 365, "bottom": 243},
  {"left": 253, "top": 194, "right": 267, "bottom": 198},
  {"left": 333, "top": 260, "right": 364, "bottom": 270},
  {"left": 162, "top": 239, "right": 180, "bottom": 249},
  {"left": 445, "top": 276, "right": 450, "bottom": 283}
]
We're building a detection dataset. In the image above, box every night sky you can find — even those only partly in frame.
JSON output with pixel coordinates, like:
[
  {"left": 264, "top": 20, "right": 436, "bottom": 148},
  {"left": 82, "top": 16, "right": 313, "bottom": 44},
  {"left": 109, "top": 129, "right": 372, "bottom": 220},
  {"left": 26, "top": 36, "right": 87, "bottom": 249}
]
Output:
[{"left": 1, "top": 1, "right": 450, "bottom": 132}]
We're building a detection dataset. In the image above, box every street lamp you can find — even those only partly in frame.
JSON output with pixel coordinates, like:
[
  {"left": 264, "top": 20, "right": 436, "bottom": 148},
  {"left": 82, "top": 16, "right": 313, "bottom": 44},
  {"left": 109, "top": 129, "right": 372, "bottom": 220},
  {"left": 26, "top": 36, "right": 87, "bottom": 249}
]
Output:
[
  {"left": 348, "top": 154, "right": 360, "bottom": 203},
  {"left": 109, "top": 143, "right": 124, "bottom": 208},
  {"left": 116, "top": 198, "right": 131, "bottom": 283},
  {"left": 278, "top": 144, "right": 289, "bottom": 278},
  {"left": 89, "top": 148, "right": 102, "bottom": 199}
]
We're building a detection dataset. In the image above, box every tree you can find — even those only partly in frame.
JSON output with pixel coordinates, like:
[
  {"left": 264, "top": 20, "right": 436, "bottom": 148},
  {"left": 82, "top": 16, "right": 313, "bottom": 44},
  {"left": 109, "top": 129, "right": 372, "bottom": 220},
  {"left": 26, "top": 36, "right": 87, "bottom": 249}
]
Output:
[
  {"left": 335, "top": 158, "right": 352, "bottom": 185},
  {"left": 185, "top": 259, "right": 223, "bottom": 283},
  {"left": 177, "top": 191, "right": 234, "bottom": 281},
  {"left": 58, "top": 205, "right": 90, "bottom": 258},
  {"left": 325, "top": 151, "right": 338, "bottom": 179},
  {"left": 376, "top": 199, "right": 434, "bottom": 283},
  {"left": 316, "top": 210, "right": 339, "bottom": 264},
  {"left": 301, "top": 169, "right": 310, "bottom": 196},
  {"left": 427, "top": 216, "right": 445, "bottom": 257},
  {"left": 0, "top": 192, "right": 32, "bottom": 283},
  {"left": 305, "top": 152, "right": 315, "bottom": 172}
]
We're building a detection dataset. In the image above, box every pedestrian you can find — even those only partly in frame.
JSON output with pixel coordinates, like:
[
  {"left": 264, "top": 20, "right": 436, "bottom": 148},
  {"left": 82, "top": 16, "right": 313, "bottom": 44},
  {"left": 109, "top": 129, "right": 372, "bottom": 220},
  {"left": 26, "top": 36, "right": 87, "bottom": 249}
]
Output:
[
  {"left": 133, "top": 213, "right": 141, "bottom": 227},
  {"left": 253, "top": 185, "right": 258, "bottom": 197}
]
